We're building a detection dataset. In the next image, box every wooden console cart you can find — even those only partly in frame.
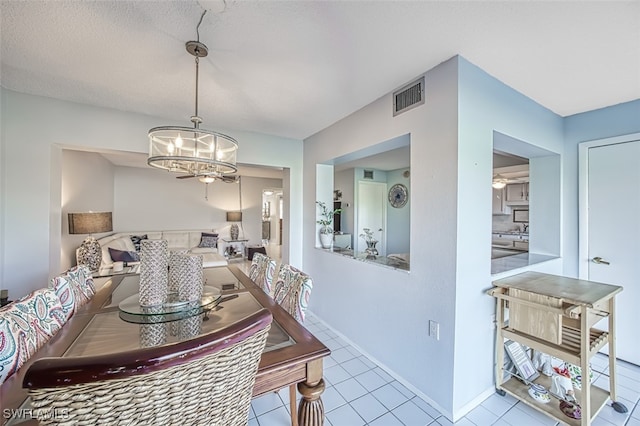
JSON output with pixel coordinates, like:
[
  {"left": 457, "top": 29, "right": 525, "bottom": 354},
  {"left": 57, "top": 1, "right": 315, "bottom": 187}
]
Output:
[{"left": 488, "top": 272, "right": 626, "bottom": 426}]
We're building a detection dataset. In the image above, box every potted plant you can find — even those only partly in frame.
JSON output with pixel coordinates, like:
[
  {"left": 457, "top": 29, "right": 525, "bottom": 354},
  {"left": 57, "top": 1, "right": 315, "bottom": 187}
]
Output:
[
  {"left": 316, "top": 201, "right": 342, "bottom": 249},
  {"left": 359, "top": 228, "right": 379, "bottom": 256}
]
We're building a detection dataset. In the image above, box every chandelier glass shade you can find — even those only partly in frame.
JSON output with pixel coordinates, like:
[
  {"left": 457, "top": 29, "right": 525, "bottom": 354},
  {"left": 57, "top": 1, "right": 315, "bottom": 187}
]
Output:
[
  {"left": 148, "top": 126, "right": 238, "bottom": 175},
  {"left": 148, "top": 13, "right": 238, "bottom": 177}
]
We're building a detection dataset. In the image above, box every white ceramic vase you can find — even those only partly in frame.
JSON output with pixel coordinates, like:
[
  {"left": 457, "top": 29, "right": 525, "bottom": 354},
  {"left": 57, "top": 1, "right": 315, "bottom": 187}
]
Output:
[{"left": 319, "top": 226, "right": 333, "bottom": 248}]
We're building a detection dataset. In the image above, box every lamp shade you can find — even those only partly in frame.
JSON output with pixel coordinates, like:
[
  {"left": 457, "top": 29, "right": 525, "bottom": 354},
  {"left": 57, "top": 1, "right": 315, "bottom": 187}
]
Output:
[
  {"left": 68, "top": 212, "right": 113, "bottom": 235},
  {"left": 226, "top": 211, "right": 242, "bottom": 222}
]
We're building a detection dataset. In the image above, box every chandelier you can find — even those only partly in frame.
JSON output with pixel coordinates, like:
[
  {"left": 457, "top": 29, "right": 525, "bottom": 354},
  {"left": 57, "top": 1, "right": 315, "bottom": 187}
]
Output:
[{"left": 148, "top": 10, "right": 238, "bottom": 177}]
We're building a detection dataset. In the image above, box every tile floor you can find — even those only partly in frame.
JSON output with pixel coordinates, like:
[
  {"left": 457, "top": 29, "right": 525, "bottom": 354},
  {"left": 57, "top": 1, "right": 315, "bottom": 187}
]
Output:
[{"left": 249, "top": 311, "right": 640, "bottom": 426}]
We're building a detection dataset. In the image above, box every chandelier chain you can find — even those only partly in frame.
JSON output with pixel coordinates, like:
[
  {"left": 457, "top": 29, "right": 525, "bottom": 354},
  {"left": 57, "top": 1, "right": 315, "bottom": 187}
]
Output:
[
  {"left": 196, "top": 10, "right": 206, "bottom": 42},
  {"left": 194, "top": 55, "right": 200, "bottom": 126}
]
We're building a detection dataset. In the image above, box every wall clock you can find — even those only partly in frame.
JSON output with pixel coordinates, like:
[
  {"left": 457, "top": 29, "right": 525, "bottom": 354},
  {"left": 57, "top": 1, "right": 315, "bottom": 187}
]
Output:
[{"left": 388, "top": 183, "right": 408, "bottom": 208}]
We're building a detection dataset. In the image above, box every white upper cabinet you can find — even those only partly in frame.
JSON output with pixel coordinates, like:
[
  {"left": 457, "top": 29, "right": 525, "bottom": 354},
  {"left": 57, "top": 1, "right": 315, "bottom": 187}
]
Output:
[
  {"left": 505, "top": 182, "right": 529, "bottom": 205},
  {"left": 492, "top": 187, "right": 512, "bottom": 215}
]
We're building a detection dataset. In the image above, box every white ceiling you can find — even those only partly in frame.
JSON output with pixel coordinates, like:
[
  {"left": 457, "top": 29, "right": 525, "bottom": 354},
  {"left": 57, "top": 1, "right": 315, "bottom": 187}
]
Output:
[{"left": 1, "top": 1, "right": 639, "bottom": 143}]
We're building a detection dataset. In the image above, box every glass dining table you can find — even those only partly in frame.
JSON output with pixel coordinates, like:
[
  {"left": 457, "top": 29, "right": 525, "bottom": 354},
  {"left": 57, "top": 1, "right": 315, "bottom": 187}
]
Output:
[{"left": 1, "top": 266, "right": 330, "bottom": 426}]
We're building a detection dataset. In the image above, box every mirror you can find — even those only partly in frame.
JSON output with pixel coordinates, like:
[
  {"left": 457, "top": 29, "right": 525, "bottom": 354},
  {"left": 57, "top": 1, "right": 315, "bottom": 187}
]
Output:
[{"left": 328, "top": 134, "right": 410, "bottom": 271}]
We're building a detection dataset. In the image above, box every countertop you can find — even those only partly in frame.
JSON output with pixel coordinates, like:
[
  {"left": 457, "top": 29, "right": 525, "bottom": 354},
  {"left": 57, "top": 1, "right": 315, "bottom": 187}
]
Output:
[{"left": 492, "top": 231, "right": 529, "bottom": 237}]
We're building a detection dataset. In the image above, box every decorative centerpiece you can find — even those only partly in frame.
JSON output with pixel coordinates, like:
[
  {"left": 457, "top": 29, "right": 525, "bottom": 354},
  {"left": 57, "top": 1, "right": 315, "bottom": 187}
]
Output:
[
  {"left": 316, "top": 201, "right": 342, "bottom": 249},
  {"left": 359, "top": 228, "right": 379, "bottom": 257},
  {"left": 176, "top": 254, "right": 204, "bottom": 302},
  {"left": 140, "top": 321, "right": 167, "bottom": 348},
  {"left": 139, "top": 239, "right": 169, "bottom": 307},
  {"left": 168, "top": 249, "right": 189, "bottom": 294}
]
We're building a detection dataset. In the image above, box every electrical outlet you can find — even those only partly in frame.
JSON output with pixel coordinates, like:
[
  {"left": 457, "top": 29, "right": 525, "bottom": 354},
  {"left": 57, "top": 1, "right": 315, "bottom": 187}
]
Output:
[{"left": 429, "top": 320, "right": 439, "bottom": 340}]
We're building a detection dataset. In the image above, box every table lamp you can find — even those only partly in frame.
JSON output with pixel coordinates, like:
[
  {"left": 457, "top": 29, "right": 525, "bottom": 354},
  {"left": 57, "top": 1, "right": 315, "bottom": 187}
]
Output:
[
  {"left": 69, "top": 212, "right": 113, "bottom": 271},
  {"left": 226, "top": 211, "right": 242, "bottom": 240}
]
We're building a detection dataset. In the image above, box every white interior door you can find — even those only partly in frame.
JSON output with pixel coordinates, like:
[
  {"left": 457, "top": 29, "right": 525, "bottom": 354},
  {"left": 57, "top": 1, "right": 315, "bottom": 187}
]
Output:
[
  {"left": 586, "top": 139, "right": 640, "bottom": 365},
  {"left": 356, "top": 181, "right": 387, "bottom": 255}
]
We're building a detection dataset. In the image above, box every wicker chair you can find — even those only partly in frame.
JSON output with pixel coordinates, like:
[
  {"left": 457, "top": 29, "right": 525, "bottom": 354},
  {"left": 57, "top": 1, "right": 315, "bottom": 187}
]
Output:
[
  {"left": 271, "top": 264, "right": 313, "bottom": 425},
  {"left": 272, "top": 264, "right": 313, "bottom": 323},
  {"left": 23, "top": 309, "right": 272, "bottom": 426},
  {"left": 248, "top": 252, "right": 277, "bottom": 297}
]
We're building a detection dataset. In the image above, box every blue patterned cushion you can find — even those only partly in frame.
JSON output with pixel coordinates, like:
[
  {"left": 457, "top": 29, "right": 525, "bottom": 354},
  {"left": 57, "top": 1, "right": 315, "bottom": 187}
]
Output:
[
  {"left": 130, "top": 234, "right": 148, "bottom": 252},
  {"left": 0, "top": 315, "right": 27, "bottom": 384},
  {"left": 108, "top": 247, "right": 140, "bottom": 263},
  {"left": 273, "top": 265, "right": 313, "bottom": 323},
  {"left": 49, "top": 274, "right": 77, "bottom": 320},
  {"left": 249, "top": 253, "right": 277, "bottom": 297},
  {"left": 198, "top": 232, "right": 219, "bottom": 248},
  {"left": 66, "top": 265, "right": 96, "bottom": 307},
  {"left": 0, "top": 289, "right": 66, "bottom": 384}
]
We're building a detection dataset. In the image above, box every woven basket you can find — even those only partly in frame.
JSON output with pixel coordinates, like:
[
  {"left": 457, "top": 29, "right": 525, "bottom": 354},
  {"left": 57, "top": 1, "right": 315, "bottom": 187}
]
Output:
[
  {"left": 27, "top": 325, "right": 270, "bottom": 426},
  {"left": 139, "top": 239, "right": 168, "bottom": 307}
]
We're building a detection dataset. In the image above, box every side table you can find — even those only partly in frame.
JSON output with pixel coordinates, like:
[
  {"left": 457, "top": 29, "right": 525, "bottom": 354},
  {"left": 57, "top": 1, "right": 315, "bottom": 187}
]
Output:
[
  {"left": 222, "top": 238, "right": 249, "bottom": 261},
  {"left": 247, "top": 245, "right": 267, "bottom": 261}
]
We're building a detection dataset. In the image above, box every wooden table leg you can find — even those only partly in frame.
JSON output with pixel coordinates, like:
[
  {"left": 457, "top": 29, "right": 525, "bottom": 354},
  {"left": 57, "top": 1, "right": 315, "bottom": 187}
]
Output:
[{"left": 297, "top": 359, "right": 325, "bottom": 426}]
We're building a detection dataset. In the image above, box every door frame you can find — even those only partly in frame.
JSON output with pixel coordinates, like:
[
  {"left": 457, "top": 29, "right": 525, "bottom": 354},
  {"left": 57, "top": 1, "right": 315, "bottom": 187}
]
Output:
[
  {"left": 355, "top": 180, "right": 387, "bottom": 255},
  {"left": 578, "top": 132, "right": 640, "bottom": 279}
]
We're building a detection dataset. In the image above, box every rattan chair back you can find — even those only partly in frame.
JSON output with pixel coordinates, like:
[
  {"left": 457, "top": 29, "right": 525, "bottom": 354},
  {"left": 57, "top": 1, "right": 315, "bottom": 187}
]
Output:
[
  {"left": 23, "top": 309, "right": 272, "bottom": 425},
  {"left": 272, "top": 264, "right": 313, "bottom": 322}
]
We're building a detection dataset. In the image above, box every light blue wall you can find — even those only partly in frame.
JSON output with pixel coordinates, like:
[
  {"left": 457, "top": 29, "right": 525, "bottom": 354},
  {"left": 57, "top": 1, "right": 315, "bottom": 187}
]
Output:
[
  {"left": 562, "top": 99, "right": 640, "bottom": 277},
  {"left": 455, "top": 57, "right": 565, "bottom": 414},
  {"left": 386, "top": 169, "right": 410, "bottom": 255},
  {"left": 304, "top": 57, "right": 460, "bottom": 418},
  {"left": 304, "top": 55, "right": 570, "bottom": 419}
]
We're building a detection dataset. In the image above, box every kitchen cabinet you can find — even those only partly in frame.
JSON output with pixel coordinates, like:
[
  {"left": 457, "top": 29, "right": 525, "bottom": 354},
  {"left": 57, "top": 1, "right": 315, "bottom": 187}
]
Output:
[
  {"left": 506, "top": 182, "right": 529, "bottom": 204},
  {"left": 492, "top": 232, "right": 528, "bottom": 251},
  {"left": 513, "top": 240, "right": 529, "bottom": 251},
  {"left": 488, "top": 272, "right": 626, "bottom": 426},
  {"left": 492, "top": 188, "right": 512, "bottom": 215}
]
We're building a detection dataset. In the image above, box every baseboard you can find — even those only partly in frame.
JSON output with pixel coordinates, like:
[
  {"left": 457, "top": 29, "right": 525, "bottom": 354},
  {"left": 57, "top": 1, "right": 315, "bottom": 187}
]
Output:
[
  {"left": 452, "top": 386, "right": 496, "bottom": 422},
  {"left": 308, "top": 310, "right": 455, "bottom": 422}
]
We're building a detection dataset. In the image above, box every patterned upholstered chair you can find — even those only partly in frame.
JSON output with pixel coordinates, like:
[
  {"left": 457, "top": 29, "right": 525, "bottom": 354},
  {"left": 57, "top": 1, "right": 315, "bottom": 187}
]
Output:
[
  {"left": 271, "top": 264, "right": 314, "bottom": 422},
  {"left": 24, "top": 309, "right": 273, "bottom": 426},
  {"left": 248, "top": 253, "right": 277, "bottom": 297},
  {"left": 49, "top": 274, "right": 78, "bottom": 321},
  {"left": 65, "top": 265, "right": 96, "bottom": 307},
  {"left": 272, "top": 264, "right": 313, "bottom": 323},
  {"left": 0, "top": 288, "right": 66, "bottom": 384}
]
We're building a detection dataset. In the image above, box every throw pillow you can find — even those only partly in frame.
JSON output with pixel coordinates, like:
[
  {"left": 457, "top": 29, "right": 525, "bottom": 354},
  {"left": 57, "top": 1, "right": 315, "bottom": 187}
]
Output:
[
  {"left": 130, "top": 234, "right": 148, "bottom": 252},
  {"left": 108, "top": 247, "right": 140, "bottom": 263},
  {"left": 198, "top": 232, "right": 218, "bottom": 248}
]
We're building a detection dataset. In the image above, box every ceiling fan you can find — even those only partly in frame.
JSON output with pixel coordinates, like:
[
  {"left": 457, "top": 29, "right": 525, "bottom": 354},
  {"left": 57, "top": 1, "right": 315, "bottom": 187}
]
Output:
[
  {"left": 176, "top": 173, "right": 239, "bottom": 200},
  {"left": 176, "top": 174, "right": 240, "bottom": 184}
]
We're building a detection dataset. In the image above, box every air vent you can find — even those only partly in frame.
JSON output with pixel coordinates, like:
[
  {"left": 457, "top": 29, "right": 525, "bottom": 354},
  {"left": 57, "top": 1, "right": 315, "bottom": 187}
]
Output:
[
  {"left": 393, "top": 76, "right": 425, "bottom": 116},
  {"left": 364, "top": 170, "right": 374, "bottom": 179}
]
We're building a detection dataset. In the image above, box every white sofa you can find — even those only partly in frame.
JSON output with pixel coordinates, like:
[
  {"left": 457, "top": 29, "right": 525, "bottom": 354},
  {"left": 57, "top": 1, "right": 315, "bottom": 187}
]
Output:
[{"left": 96, "top": 230, "right": 228, "bottom": 270}]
